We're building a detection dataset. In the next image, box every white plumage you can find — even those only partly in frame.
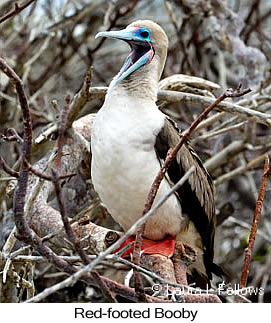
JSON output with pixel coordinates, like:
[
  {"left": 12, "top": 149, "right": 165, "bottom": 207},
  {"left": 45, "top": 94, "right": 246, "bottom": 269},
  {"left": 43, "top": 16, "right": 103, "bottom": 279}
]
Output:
[{"left": 91, "top": 87, "right": 185, "bottom": 240}]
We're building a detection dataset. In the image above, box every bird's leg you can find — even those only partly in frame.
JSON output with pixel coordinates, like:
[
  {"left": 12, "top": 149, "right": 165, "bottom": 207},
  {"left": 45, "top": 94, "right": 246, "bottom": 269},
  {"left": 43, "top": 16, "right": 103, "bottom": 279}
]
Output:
[
  {"left": 114, "top": 235, "right": 176, "bottom": 258},
  {"left": 173, "top": 241, "right": 197, "bottom": 285}
]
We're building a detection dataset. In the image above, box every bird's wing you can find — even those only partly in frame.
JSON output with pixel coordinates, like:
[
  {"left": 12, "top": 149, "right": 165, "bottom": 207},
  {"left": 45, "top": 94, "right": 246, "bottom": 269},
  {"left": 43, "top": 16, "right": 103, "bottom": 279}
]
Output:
[{"left": 155, "top": 116, "right": 216, "bottom": 279}]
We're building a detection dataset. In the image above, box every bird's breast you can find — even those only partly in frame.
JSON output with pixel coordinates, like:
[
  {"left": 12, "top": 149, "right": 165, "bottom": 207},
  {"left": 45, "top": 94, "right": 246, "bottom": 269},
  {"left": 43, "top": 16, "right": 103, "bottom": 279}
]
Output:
[{"left": 91, "top": 99, "right": 185, "bottom": 240}]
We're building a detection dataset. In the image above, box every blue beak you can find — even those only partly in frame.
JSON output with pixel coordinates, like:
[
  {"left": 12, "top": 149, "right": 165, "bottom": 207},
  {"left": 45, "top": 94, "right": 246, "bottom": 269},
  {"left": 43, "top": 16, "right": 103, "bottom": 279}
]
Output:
[{"left": 95, "top": 28, "right": 138, "bottom": 41}]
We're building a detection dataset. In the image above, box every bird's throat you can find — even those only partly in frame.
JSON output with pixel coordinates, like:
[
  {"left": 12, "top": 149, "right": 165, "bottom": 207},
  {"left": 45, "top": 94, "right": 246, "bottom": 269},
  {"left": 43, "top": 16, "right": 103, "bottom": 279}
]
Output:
[{"left": 112, "top": 41, "right": 155, "bottom": 87}]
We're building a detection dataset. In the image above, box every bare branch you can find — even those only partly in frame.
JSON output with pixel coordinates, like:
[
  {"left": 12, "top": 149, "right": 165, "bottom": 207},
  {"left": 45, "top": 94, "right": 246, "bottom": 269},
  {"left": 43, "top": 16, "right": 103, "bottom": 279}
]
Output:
[
  {"left": 158, "top": 90, "right": 271, "bottom": 127},
  {"left": 240, "top": 155, "right": 271, "bottom": 289},
  {"left": 0, "top": 57, "right": 33, "bottom": 240},
  {"left": 0, "top": 0, "right": 37, "bottom": 25},
  {"left": 0, "top": 156, "right": 19, "bottom": 178}
]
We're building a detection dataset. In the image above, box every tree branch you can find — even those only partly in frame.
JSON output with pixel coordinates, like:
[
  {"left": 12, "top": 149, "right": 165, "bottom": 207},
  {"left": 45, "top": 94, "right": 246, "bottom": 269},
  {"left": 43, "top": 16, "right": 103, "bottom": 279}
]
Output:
[
  {"left": 0, "top": 156, "right": 19, "bottom": 178},
  {"left": 240, "top": 155, "right": 271, "bottom": 289},
  {"left": 0, "top": 0, "right": 37, "bottom": 24}
]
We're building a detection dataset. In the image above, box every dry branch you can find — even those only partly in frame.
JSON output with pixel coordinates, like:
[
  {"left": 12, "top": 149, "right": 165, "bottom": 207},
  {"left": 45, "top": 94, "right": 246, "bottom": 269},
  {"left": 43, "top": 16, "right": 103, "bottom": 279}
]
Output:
[
  {"left": 0, "top": 0, "right": 37, "bottom": 24},
  {"left": 0, "top": 156, "right": 19, "bottom": 178},
  {"left": 34, "top": 85, "right": 270, "bottom": 146},
  {"left": 158, "top": 90, "right": 271, "bottom": 127},
  {"left": 0, "top": 57, "right": 33, "bottom": 241},
  {"left": 240, "top": 155, "right": 271, "bottom": 289}
]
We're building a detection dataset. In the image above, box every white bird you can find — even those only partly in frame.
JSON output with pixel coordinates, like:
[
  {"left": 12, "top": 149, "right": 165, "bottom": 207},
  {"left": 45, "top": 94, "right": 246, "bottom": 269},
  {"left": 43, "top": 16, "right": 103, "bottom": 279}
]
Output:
[{"left": 91, "top": 20, "right": 220, "bottom": 286}]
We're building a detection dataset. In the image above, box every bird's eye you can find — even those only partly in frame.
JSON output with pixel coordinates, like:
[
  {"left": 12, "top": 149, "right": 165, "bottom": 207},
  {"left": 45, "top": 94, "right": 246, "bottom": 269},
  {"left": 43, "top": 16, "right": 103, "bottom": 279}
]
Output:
[{"left": 140, "top": 30, "right": 149, "bottom": 38}]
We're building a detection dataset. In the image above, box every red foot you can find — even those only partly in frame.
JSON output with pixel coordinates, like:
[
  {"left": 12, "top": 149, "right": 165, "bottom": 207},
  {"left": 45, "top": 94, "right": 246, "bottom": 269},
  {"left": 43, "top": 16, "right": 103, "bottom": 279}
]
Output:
[{"left": 114, "top": 236, "right": 176, "bottom": 258}]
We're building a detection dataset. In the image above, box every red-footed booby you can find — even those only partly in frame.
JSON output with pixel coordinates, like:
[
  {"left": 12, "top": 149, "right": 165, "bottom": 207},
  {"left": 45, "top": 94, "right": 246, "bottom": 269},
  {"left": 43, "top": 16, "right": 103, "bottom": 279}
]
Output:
[{"left": 91, "top": 20, "right": 220, "bottom": 286}]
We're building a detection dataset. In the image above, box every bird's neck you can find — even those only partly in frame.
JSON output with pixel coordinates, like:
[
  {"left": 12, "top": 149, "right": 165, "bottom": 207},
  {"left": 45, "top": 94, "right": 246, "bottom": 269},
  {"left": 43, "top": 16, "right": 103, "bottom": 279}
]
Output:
[{"left": 108, "top": 61, "right": 159, "bottom": 101}]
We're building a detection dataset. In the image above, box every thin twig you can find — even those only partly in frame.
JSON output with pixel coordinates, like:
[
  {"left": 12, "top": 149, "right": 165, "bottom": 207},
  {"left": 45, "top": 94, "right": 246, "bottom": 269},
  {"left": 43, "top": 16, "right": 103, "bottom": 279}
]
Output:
[
  {"left": 0, "top": 176, "right": 16, "bottom": 181},
  {"left": 25, "top": 271, "right": 170, "bottom": 303},
  {"left": 56, "top": 94, "right": 71, "bottom": 169},
  {"left": 240, "top": 155, "right": 271, "bottom": 289},
  {"left": 158, "top": 89, "right": 270, "bottom": 127},
  {"left": 192, "top": 121, "right": 248, "bottom": 143},
  {"left": 66, "top": 66, "right": 93, "bottom": 129},
  {"left": 0, "top": 156, "right": 19, "bottom": 178},
  {"left": 24, "top": 158, "right": 76, "bottom": 181},
  {"left": 214, "top": 153, "right": 268, "bottom": 186},
  {"left": 204, "top": 140, "right": 245, "bottom": 173},
  {"left": 1, "top": 128, "right": 24, "bottom": 144},
  {"left": 0, "top": 0, "right": 37, "bottom": 24},
  {"left": 227, "top": 216, "right": 271, "bottom": 244},
  {"left": 34, "top": 67, "right": 93, "bottom": 145}
]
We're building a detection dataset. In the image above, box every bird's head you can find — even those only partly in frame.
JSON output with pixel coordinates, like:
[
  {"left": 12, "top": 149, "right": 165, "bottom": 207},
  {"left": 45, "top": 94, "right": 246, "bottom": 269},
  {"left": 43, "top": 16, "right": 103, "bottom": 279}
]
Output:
[{"left": 95, "top": 20, "right": 168, "bottom": 87}]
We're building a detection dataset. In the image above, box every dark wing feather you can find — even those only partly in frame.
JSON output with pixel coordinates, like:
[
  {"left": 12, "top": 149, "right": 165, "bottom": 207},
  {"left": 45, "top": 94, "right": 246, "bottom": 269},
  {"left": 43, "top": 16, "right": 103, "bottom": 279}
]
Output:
[{"left": 155, "top": 116, "right": 216, "bottom": 280}]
